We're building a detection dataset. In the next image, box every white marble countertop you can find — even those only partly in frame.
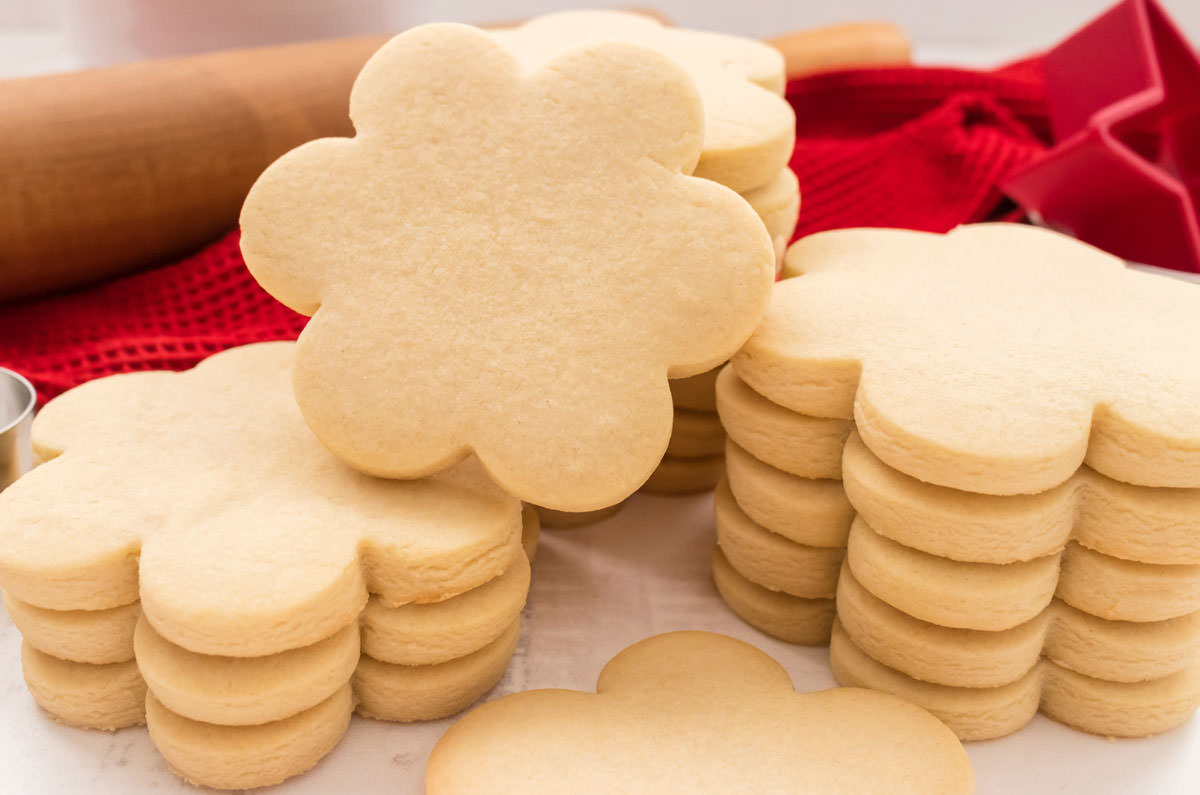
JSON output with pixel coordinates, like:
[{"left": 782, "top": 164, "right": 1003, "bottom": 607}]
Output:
[{"left": 2, "top": 491, "right": 1198, "bottom": 793}]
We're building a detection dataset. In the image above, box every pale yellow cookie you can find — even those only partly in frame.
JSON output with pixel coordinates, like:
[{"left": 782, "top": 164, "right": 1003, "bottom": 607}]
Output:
[
  {"left": 830, "top": 620, "right": 1042, "bottom": 741},
  {"left": 837, "top": 564, "right": 1200, "bottom": 688},
  {"left": 361, "top": 553, "right": 529, "bottom": 666},
  {"left": 715, "top": 364, "right": 849, "bottom": 480},
  {"left": 668, "top": 366, "right": 720, "bottom": 412},
  {"left": 847, "top": 517, "right": 1200, "bottom": 630},
  {"left": 831, "top": 621, "right": 1200, "bottom": 740},
  {"left": 741, "top": 168, "right": 800, "bottom": 239},
  {"left": 426, "top": 631, "right": 972, "bottom": 794},
  {"left": 21, "top": 642, "right": 145, "bottom": 731},
  {"left": 843, "top": 430, "right": 1200, "bottom": 565},
  {"left": 665, "top": 408, "right": 725, "bottom": 458},
  {"left": 133, "top": 618, "right": 360, "bottom": 726},
  {"left": 837, "top": 564, "right": 1045, "bottom": 688},
  {"left": 739, "top": 224, "right": 1200, "bottom": 492},
  {"left": 1040, "top": 657, "right": 1200, "bottom": 738},
  {"left": 146, "top": 685, "right": 353, "bottom": 791},
  {"left": 0, "top": 342, "right": 522, "bottom": 658},
  {"left": 1045, "top": 602, "right": 1200, "bottom": 684},
  {"left": 354, "top": 619, "right": 520, "bottom": 722},
  {"left": 640, "top": 454, "right": 724, "bottom": 495},
  {"left": 846, "top": 518, "right": 1059, "bottom": 631},
  {"left": 724, "top": 439, "right": 853, "bottom": 548},
  {"left": 240, "top": 24, "right": 774, "bottom": 512},
  {"left": 714, "top": 479, "right": 842, "bottom": 599},
  {"left": 1057, "top": 541, "right": 1200, "bottom": 622},
  {"left": 741, "top": 167, "right": 800, "bottom": 270},
  {"left": 711, "top": 548, "right": 835, "bottom": 645},
  {"left": 492, "top": 11, "right": 795, "bottom": 192},
  {"left": 536, "top": 502, "right": 625, "bottom": 529},
  {"left": 3, "top": 592, "right": 138, "bottom": 664}
]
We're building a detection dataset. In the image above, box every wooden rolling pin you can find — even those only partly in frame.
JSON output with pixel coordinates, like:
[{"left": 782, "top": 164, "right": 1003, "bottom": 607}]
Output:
[
  {"left": 768, "top": 21, "right": 911, "bottom": 81},
  {"left": 0, "top": 18, "right": 909, "bottom": 302}
]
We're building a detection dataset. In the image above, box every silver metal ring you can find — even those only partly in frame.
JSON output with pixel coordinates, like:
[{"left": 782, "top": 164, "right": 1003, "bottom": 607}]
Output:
[{"left": 0, "top": 368, "right": 36, "bottom": 492}]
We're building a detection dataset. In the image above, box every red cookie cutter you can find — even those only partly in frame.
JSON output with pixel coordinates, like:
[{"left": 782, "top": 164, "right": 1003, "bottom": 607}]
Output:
[{"left": 1004, "top": 0, "right": 1200, "bottom": 273}]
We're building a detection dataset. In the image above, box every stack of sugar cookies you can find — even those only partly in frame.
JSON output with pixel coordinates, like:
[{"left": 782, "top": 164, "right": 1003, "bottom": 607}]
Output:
[
  {"left": 493, "top": 11, "right": 798, "bottom": 512},
  {"left": 715, "top": 224, "right": 1200, "bottom": 740},
  {"left": 1, "top": 21, "right": 775, "bottom": 789},
  {"left": 0, "top": 343, "right": 534, "bottom": 789},
  {"left": 711, "top": 362, "right": 853, "bottom": 645}
]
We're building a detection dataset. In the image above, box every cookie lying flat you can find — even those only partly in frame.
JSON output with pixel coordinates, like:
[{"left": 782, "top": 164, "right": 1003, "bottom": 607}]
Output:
[
  {"left": 1056, "top": 542, "right": 1200, "bottom": 622},
  {"left": 354, "top": 619, "right": 521, "bottom": 722},
  {"left": 21, "top": 643, "right": 145, "bottom": 731},
  {"left": 135, "top": 618, "right": 360, "bottom": 726},
  {"left": 240, "top": 24, "right": 775, "bottom": 512},
  {"left": 146, "top": 685, "right": 354, "bottom": 791},
  {"left": 838, "top": 564, "right": 1200, "bottom": 688},
  {"left": 725, "top": 440, "right": 853, "bottom": 548},
  {"left": 741, "top": 167, "right": 801, "bottom": 269},
  {"left": 0, "top": 342, "right": 522, "bottom": 658},
  {"left": 738, "top": 224, "right": 1200, "bottom": 493},
  {"left": 640, "top": 454, "right": 724, "bottom": 495},
  {"left": 711, "top": 548, "right": 835, "bottom": 645},
  {"left": 4, "top": 592, "right": 138, "bottom": 665},
  {"left": 427, "top": 631, "right": 971, "bottom": 794},
  {"left": 831, "top": 621, "right": 1200, "bottom": 741},
  {"left": 846, "top": 519, "right": 1058, "bottom": 631},
  {"left": 742, "top": 168, "right": 801, "bottom": 240},
  {"left": 843, "top": 431, "right": 1200, "bottom": 565},
  {"left": 10, "top": 539, "right": 528, "bottom": 678},
  {"left": 847, "top": 518, "right": 1200, "bottom": 629},
  {"left": 361, "top": 551, "right": 529, "bottom": 666},
  {"left": 714, "top": 479, "right": 843, "bottom": 599},
  {"left": 715, "top": 365, "right": 850, "bottom": 480},
  {"left": 492, "top": 10, "right": 795, "bottom": 192},
  {"left": 665, "top": 409, "right": 725, "bottom": 458}
]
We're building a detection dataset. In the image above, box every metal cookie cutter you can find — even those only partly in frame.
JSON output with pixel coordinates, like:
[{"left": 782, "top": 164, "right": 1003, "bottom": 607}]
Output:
[{"left": 0, "top": 368, "right": 36, "bottom": 491}]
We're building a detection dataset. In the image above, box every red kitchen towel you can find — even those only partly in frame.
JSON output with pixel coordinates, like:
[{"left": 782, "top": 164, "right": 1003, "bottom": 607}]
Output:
[{"left": 0, "top": 60, "right": 1050, "bottom": 404}]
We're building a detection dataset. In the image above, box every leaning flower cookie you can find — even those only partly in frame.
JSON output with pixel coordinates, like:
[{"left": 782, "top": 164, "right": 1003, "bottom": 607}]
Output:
[
  {"left": 426, "top": 631, "right": 972, "bottom": 794},
  {"left": 240, "top": 23, "right": 776, "bottom": 513},
  {"left": 0, "top": 342, "right": 528, "bottom": 789}
]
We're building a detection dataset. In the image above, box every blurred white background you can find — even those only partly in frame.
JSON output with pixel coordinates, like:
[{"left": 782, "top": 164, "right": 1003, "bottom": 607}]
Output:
[{"left": 1, "top": 0, "right": 1198, "bottom": 76}]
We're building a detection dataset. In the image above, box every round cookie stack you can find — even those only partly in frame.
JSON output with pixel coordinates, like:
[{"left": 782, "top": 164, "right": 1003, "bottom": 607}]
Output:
[
  {"left": 0, "top": 344, "right": 537, "bottom": 790},
  {"left": 493, "top": 10, "right": 799, "bottom": 509},
  {"left": 716, "top": 224, "right": 1200, "bottom": 740}
]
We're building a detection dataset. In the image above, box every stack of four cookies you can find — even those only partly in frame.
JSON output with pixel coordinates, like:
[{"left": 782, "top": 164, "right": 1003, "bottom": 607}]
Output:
[{"left": 1, "top": 344, "right": 538, "bottom": 789}]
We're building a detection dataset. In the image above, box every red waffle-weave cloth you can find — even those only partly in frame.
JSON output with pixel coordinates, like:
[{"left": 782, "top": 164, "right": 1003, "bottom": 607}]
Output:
[{"left": 0, "top": 60, "right": 1050, "bottom": 404}]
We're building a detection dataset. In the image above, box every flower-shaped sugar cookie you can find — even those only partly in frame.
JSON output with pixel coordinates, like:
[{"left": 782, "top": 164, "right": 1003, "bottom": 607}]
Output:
[
  {"left": 426, "top": 631, "right": 972, "bottom": 794},
  {"left": 491, "top": 10, "right": 795, "bottom": 192},
  {"left": 738, "top": 224, "right": 1200, "bottom": 494},
  {"left": 0, "top": 342, "right": 522, "bottom": 658},
  {"left": 240, "top": 24, "right": 775, "bottom": 511}
]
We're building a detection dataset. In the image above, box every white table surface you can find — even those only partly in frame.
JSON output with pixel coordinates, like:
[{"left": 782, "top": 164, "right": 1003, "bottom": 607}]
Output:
[{"left": 2, "top": 490, "right": 1198, "bottom": 793}]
